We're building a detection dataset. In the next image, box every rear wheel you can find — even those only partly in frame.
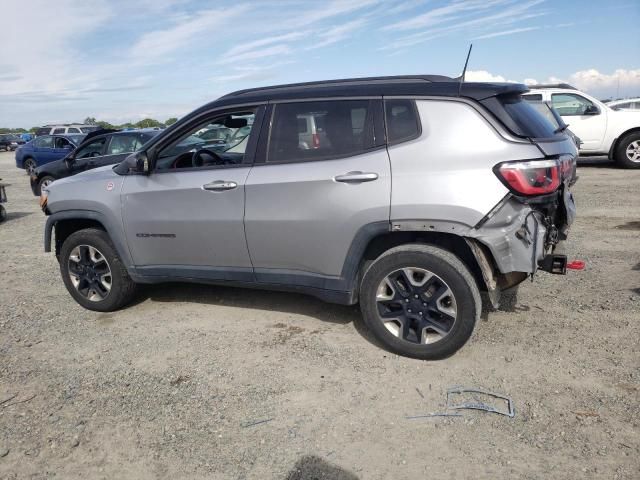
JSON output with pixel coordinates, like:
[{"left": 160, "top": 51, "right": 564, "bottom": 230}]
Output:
[
  {"left": 614, "top": 132, "right": 640, "bottom": 169},
  {"left": 59, "top": 228, "right": 137, "bottom": 312},
  {"left": 0, "top": 205, "right": 6, "bottom": 222},
  {"left": 360, "top": 244, "right": 481, "bottom": 360},
  {"left": 23, "top": 158, "right": 36, "bottom": 175}
]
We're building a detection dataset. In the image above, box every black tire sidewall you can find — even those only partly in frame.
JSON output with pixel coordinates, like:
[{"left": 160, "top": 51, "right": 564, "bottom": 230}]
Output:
[
  {"left": 360, "top": 248, "right": 479, "bottom": 360},
  {"left": 59, "top": 228, "right": 135, "bottom": 312},
  {"left": 615, "top": 132, "right": 640, "bottom": 169}
]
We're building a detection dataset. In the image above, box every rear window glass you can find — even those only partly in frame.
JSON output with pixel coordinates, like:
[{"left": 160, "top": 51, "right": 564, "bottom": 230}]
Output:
[
  {"left": 268, "top": 100, "right": 374, "bottom": 163},
  {"left": 500, "top": 95, "right": 558, "bottom": 138},
  {"left": 385, "top": 99, "right": 420, "bottom": 144}
]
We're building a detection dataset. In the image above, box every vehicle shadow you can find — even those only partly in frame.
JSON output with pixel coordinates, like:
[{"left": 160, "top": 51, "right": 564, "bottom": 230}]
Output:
[
  {"left": 137, "top": 282, "right": 361, "bottom": 326},
  {"left": 285, "top": 455, "right": 359, "bottom": 480},
  {"left": 1, "top": 211, "right": 33, "bottom": 222},
  {"left": 576, "top": 157, "right": 613, "bottom": 168}
]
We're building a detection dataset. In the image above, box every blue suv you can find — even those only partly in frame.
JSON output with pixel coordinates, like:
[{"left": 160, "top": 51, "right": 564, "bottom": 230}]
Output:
[{"left": 15, "top": 134, "right": 85, "bottom": 175}]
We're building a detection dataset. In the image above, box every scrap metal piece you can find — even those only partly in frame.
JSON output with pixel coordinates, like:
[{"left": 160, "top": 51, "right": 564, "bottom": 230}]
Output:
[
  {"left": 406, "top": 412, "right": 463, "bottom": 419},
  {"left": 446, "top": 386, "right": 515, "bottom": 418}
]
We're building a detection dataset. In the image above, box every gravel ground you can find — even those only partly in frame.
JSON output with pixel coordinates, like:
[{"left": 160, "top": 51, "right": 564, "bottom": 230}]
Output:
[{"left": 0, "top": 151, "right": 638, "bottom": 479}]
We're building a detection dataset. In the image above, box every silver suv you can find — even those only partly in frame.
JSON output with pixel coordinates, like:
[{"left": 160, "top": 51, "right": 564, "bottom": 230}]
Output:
[{"left": 42, "top": 75, "right": 578, "bottom": 359}]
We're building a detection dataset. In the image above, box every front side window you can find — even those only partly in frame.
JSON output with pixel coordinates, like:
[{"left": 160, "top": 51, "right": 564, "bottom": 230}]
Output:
[
  {"left": 156, "top": 110, "right": 256, "bottom": 171},
  {"left": 551, "top": 93, "right": 596, "bottom": 116},
  {"left": 75, "top": 137, "right": 106, "bottom": 159},
  {"left": 54, "top": 137, "right": 74, "bottom": 149},
  {"left": 35, "top": 136, "right": 53, "bottom": 148},
  {"left": 53, "top": 128, "right": 65, "bottom": 134},
  {"left": 385, "top": 99, "right": 420, "bottom": 144},
  {"left": 268, "top": 100, "right": 373, "bottom": 163}
]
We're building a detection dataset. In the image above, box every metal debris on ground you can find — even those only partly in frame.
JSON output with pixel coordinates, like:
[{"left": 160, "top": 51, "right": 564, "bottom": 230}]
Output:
[
  {"left": 241, "top": 418, "right": 274, "bottom": 428},
  {"left": 406, "top": 412, "right": 463, "bottom": 419},
  {"left": 446, "top": 386, "right": 515, "bottom": 418}
]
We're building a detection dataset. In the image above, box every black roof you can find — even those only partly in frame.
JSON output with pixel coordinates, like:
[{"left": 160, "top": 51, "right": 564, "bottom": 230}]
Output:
[{"left": 210, "top": 75, "right": 529, "bottom": 108}]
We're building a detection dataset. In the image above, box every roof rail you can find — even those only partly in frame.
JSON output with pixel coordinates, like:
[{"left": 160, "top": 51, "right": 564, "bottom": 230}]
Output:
[{"left": 526, "top": 83, "right": 577, "bottom": 90}]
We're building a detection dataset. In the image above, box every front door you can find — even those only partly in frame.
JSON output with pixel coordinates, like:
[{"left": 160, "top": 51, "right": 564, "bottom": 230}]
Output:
[
  {"left": 551, "top": 93, "right": 607, "bottom": 151},
  {"left": 244, "top": 99, "right": 391, "bottom": 288},
  {"left": 120, "top": 107, "right": 264, "bottom": 281}
]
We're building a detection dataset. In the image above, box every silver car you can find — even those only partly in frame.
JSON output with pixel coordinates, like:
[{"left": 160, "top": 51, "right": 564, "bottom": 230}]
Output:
[{"left": 41, "top": 75, "right": 577, "bottom": 359}]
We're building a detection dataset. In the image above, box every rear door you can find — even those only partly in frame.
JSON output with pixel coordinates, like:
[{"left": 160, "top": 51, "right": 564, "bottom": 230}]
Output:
[
  {"left": 121, "top": 107, "right": 264, "bottom": 279},
  {"left": 244, "top": 99, "right": 390, "bottom": 288}
]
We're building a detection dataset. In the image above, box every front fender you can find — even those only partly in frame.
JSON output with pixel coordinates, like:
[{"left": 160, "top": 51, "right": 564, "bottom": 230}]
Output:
[{"left": 44, "top": 210, "right": 134, "bottom": 269}]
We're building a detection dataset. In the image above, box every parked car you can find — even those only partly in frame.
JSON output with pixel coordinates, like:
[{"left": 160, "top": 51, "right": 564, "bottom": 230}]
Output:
[
  {"left": 34, "top": 125, "right": 98, "bottom": 136},
  {"left": 30, "top": 129, "right": 160, "bottom": 195},
  {"left": 605, "top": 98, "right": 640, "bottom": 112},
  {"left": 524, "top": 84, "right": 640, "bottom": 168},
  {"left": 0, "top": 134, "right": 25, "bottom": 151},
  {"left": 41, "top": 74, "right": 577, "bottom": 359},
  {"left": 15, "top": 134, "right": 85, "bottom": 175}
]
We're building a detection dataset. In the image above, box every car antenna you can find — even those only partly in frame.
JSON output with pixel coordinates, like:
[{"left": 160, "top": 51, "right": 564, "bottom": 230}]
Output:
[{"left": 457, "top": 43, "right": 473, "bottom": 97}]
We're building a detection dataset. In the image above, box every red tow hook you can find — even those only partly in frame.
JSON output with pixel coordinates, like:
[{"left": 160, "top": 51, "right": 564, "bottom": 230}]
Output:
[{"left": 566, "top": 260, "right": 585, "bottom": 271}]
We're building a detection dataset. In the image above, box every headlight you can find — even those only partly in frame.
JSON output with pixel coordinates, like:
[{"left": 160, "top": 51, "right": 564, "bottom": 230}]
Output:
[{"left": 39, "top": 190, "right": 48, "bottom": 210}]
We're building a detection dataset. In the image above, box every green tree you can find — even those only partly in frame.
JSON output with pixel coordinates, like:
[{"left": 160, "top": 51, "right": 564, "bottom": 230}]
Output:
[
  {"left": 96, "top": 120, "right": 115, "bottom": 129},
  {"left": 84, "top": 117, "right": 97, "bottom": 125},
  {"left": 135, "top": 118, "right": 164, "bottom": 129},
  {"left": 165, "top": 117, "right": 178, "bottom": 126}
]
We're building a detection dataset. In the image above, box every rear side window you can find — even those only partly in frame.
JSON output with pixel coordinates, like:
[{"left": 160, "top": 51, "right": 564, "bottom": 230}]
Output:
[
  {"left": 53, "top": 128, "right": 65, "bottom": 134},
  {"left": 499, "top": 95, "right": 558, "bottom": 138},
  {"left": 68, "top": 127, "right": 81, "bottom": 133},
  {"left": 268, "top": 100, "right": 374, "bottom": 163},
  {"left": 385, "top": 99, "right": 420, "bottom": 144}
]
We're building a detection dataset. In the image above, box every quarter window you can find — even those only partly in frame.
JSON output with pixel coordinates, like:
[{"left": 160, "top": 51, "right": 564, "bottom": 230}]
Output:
[
  {"left": 551, "top": 93, "right": 596, "bottom": 116},
  {"left": 385, "top": 99, "right": 420, "bottom": 144},
  {"left": 156, "top": 110, "right": 256, "bottom": 171},
  {"left": 268, "top": 100, "right": 374, "bottom": 163}
]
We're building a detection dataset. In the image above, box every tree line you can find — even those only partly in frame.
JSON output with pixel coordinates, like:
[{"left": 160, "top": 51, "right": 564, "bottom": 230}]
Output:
[{"left": 0, "top": 117, "right": 178, "bottom": 134}]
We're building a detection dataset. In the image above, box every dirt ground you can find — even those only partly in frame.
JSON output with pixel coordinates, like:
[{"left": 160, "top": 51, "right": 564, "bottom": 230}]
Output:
[{"left": 0, "top": 150, "right": 638, "bottom": 479}]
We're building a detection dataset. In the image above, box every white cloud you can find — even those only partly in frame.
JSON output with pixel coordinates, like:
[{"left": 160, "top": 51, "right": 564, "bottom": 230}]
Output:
[
  {"left": 308, "top": 18, "right": 368, "bottom": 49},
  {"left": 465, "top": 70, "right": 517, "bottom": 83},
  {"left": 129, "top": 6, "right": 249, "bottom": 62},
  {"left": 473, "top": 26, "right": 540, "bottom": 39},
  {"left": 217, "top": 44, "right": 293, "bottom": 65}
]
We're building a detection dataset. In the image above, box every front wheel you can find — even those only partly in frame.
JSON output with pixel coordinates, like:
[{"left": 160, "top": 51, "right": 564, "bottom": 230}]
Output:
[
  {"left": 23, "top": 158, "right": 37, "bottom": 175},
  {"left": 59, "top": 228, "right": 137, "bottom": 312},
  {"left": 359, "top": 244, "right": 481, "bottom": 360},
  {"left": 614, "top": 132, "right": 640, "bottom": 169},
  {"left": 37, "top": 175, "right": 56, "bottom": 195}
]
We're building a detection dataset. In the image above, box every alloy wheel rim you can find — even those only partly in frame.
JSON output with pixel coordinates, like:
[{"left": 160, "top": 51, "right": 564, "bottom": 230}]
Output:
[
  {"left": 626, "top": 140, "right": 640, "bottom": 162},
  {"left": 41, "top": 178, "right": 53, "bottom": 189},
  {"left": 25, "top": 161, "right": 36, "bottom": 175},
  {"left": 375, "top": 267, "right": 457, "bottom": 345},
  {"left": 68, "top": 245, "right": 112, "bottom": 302}
]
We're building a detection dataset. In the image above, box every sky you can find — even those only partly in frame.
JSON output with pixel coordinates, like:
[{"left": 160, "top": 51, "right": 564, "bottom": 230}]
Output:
[{"left": 0, "top": 0, "right": 638, "bottom": 128}]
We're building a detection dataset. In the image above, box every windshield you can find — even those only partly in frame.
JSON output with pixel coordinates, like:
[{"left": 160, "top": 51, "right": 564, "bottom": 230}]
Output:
[{"left": 66, "top": 135, "right": 86, "bottom": 145}]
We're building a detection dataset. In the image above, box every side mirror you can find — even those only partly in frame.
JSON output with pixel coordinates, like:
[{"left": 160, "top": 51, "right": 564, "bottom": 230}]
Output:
[
  {"left": 124, "top": 151, "right": 150, "bottom": 174},
  {"left": 584, "top": 105, "right": 599, "bottom": 115}
]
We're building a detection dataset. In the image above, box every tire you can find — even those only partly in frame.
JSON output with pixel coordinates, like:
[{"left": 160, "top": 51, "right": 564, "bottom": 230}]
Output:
[
  {"left": 23, "top": 158, "right": 37, "bottom": 175},
  {"left": 614, "top": 132, "right": 640, "bottom": 169},
  {"left": 359, "top": 244, "right": 481, "bottom": 360},
  {"left": 37, "top": 175, "right": 56, "bottom": 195},
  {"left": 59, "top": 228, "right": 137, "bottom": 312},
  {"left": 0, "top": 205, "right": 6, "bottom": 222}
]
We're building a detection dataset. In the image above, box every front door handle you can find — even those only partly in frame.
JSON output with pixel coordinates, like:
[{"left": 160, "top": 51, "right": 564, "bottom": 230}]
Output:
[
  {"left": 202, "top": 180, "right": 238, "bottom": 191},
  {"left": 334, "top": 171, "right": 379, "bottom": 183}
]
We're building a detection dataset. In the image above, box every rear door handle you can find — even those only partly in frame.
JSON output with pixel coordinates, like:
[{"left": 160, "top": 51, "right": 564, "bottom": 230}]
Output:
[
  {"left": 334, "top": 171, "right": 379, "bottom": 183},
  {"left": 202, "top": 180, "right": 238, "bottom": 191}
]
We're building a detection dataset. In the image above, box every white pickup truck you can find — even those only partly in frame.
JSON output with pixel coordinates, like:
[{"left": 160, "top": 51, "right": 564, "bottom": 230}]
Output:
[{"left": 525, "top": 84, "right": 640, "bottom": 168}]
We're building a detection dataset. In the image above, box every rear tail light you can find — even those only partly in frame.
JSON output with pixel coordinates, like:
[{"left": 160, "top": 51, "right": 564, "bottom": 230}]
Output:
[
  {"left": 495, "top": 159, "right": 561, "bottom": 196},
  {"left": 312, "top": 133, "right": 320, "bottom": 149}
]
